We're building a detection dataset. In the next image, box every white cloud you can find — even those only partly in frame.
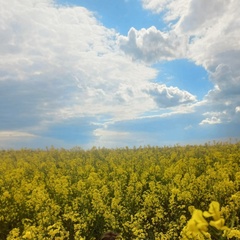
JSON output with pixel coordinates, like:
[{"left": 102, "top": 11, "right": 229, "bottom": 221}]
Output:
[
  {"left": 1, "top": 0, "right": 239, "bottom": 148},
  {"left": 0, "top": 131, "right": 37, "bottom": 149},
  {"left": 2, "top": 0, "right": 198, "bottom": 148},
  {"left": 199, "top": 111, "right": 232, "bottom": 126},
  {"left": 176, "top": 0, "right": 229, "bottom": 34},
  {"left": 0, "top": 131, "right": 36, "bottom": 138},
  {"left": 0, "top": 1, "right": 117, "bottom": 81},
  {"left": 201, "top": 64, "right": 240, "bottom": 124},
  {"left": 94, "top": 129, "right": 129, "bottom": 138},
  {"left": 199, "top": 117, "right": 221, "bottom": 125},
  {"left": 0, "top": 129, "right": 75, "bottom": 149},
  {"left": 146, "top": 83, "right": 197, "bottom": 108},
  {"left": 0, "top": 0, "right": 160, "bottom": 130},
  {"left": 118, "top": 26, "right": 185, "bottom": 63},
  {"left": 141, "top": 0, "right": 240, "bottom": 69},
  {"left": 3, "top": 1, "right": 198, "bottom": 126},
  {"left": 141, "top": 0, "right": 191, "bottom": 22},
  {"left": 138, "top": 0, "right": 240, "bottom": 125},
  {"left": 92, "top": 128, "right": 131, "bottom": 148}
]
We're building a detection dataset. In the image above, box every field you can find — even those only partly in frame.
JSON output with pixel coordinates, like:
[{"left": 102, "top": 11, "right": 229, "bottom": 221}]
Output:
[{"left": 0, "top": 142, "right": 240, "bottom": 239}]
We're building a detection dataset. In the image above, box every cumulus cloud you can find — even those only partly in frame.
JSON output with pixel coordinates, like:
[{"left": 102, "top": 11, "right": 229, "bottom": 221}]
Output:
[
  {"left": 199, "top": 117, "right": 221, "bottom": 125},
  {"left": 145, "top": 83, "right": 196, "bottom": 108},
  {"left": 200, "top": 63, "right": 240, "bottom": 124},
  {"left": 199, "top": 111, "right": 231, "bottom": 125},
  {"left": 118, "top": 26, "right": 184, "bottom": 63}
]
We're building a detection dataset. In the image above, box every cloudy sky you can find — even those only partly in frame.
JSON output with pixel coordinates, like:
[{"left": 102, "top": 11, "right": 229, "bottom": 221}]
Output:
[{"left": 1, "top": 0, "right": 240, "bottom": 149}]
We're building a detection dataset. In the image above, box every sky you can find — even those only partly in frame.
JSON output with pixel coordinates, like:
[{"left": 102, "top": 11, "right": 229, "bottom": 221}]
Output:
[{"left": 1, "top": 0, "right": 240, "bottom": 149}]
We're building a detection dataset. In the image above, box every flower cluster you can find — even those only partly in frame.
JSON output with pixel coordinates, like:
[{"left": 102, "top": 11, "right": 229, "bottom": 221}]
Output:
[{"left": 181, "top": 201, "right": 240, "bottom": 239}]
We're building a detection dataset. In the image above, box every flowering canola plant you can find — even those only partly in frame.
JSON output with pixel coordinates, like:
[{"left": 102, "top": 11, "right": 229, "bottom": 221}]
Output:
[{"left": 181, "top": 201, "right": 240, "bottom": 239}]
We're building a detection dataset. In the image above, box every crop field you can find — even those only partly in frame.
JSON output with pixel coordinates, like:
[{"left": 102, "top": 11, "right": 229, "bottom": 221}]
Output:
[{"left": 0, "top": 142, "right": 240, "bottom": 239}]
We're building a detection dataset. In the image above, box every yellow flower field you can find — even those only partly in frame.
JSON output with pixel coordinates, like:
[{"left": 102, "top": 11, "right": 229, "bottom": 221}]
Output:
[{"left": 0, "top": 142, "right": 239, "bottom": 239}]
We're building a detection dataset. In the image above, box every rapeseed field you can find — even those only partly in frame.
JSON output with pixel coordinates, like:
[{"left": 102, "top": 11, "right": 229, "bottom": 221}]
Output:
[{"left": 0, "top": 142, "right": 240, "bottom": 239}]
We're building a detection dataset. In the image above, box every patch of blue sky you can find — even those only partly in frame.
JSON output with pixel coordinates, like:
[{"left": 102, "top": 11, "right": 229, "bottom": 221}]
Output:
[
  {"left": 43, "top": 117, "right": 97, "bottom": 145},
  {"left": 153, "top": 59, "right": 213, "bottom": 100},
  {"left": 56, "top": 0, "right": 166, "bottom": 34},
  {"left": 107, "top": 113, "right": 199, "bottom": 135},
  {"left": 105, "top": 113, "right": 239, "bottom": 147}
]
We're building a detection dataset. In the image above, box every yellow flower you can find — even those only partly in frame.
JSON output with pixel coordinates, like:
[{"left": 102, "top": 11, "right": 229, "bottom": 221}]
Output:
[
  {"left": 187, "top": 210, "right": 208, "bottom": 233},
  {"left": 226, "top": 229, "right": 240, "bottom": 238},
  {"left": 203, "top": 201, "right": 221, "bottom": 221},
  {"left": 210, "top": 218, "right": 228, "bottom": 231},
  {"left": 23, "top": 231, "right": 32, "bottom": 239},
  {"left": 203, "top": 201, "right": 229, "bottom": 231},
  {"left": 2, "top": 191, "right": 11, "bottom": 199}
]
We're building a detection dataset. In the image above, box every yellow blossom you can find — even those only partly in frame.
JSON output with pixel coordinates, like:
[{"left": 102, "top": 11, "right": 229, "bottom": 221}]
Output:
[
  {"left": 23, "top": 231, "right": 32, "bottom": 239},
  {"left": 203, "top": 201, "right": 221, "bottom": 220},
  {"left": 184, "top": 209, "right": 209, "bottom": 239},
  {"left": 190, "top": 210, "right": 208, "bottom": 232},
  {"left": 203, "top": 201, "right": 229, "bottom": 231},
  {"left": 210, "top": 218, "right": 228, "bottom": 231},
  {"left": 225, "top": 229, "right": 240, "bottom": 238}
]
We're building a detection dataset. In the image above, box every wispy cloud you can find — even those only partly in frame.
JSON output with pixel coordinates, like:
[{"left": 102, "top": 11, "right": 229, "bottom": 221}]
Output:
[{"left": 0, "top": 131, "right": 36, "bottom": 138}]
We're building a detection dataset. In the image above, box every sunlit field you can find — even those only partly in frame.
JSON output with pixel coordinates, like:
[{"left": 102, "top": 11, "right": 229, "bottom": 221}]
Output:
[{"left": 1, "top": 142, "right": 240, "bottom": 239}]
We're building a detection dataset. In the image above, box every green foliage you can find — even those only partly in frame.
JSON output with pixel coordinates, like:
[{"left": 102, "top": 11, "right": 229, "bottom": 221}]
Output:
[{"left": 0, "top": 142, "right": 239, "bottom": 239}]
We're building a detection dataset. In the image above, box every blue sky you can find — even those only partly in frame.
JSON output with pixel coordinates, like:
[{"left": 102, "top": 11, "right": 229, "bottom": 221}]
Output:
[
  {"left": 0, "top": 0, "right": 240, "bottom": 149},
  {"left": 59, "top": 0, "right": 167, "bottom": 34}
]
